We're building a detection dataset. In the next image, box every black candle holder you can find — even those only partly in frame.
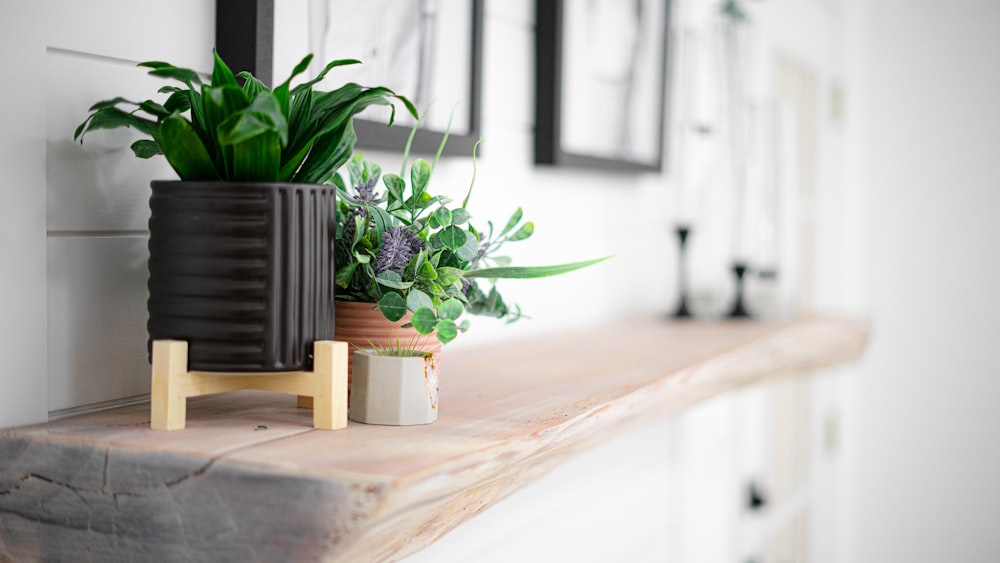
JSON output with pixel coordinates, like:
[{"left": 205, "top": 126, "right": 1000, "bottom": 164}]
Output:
[
  {"left": 671, "top": 225, "right": 693, "bottom": 319},
  {"left": 727, "top": 261, "right": 751, "bottom": 319}
]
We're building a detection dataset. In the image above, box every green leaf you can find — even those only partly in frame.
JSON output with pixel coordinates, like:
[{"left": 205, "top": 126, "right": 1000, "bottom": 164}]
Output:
[
  {"left": 434, "top": 319, "right": 458, "bottom": 344},
  {"left": 465, "top": 257, "right": 611, "bottom": 279},
  {"left": 273, "top": 53, "right": 313, "bottom": 117},
  {"left": 411, "top": 308, "right": 439, "bottom": 334},
  {"left": 158, "top": 115, "right": 219, "bottom": 180},
  {"left": 378, "top": 292, "right": 407, "bottom": 322},
  {"left": 200, "top": 85, "right": 251, "bottom": 176},
  {"left": 410, "top": 159, "right": 431, "bottom": 197},
  {"left": 351, "top": 214, "right": 365, "bottom": 249},
  {"left": 218, "top": 91, "right": 287, "bottom": 146},
  {"left": 431, "top": 207, "right": 453, "bottom": 228},
  {"left": 74, "top": 107, "right": 158, "bottom": 141},
  {"left": 164, "top": 90, "right": 192, "bottom": 114},
  {"left": 375, "top": 271, "right": 414, "bottom": 290},
  {"left": 290, "top": 58, "right": 362, "bottom": 95},
  {"left": 451, "top": 208, "right": 472, "bottom": 225},
  {"left": 86, "top": 97, "right": 133, "bottom": 112},
  {"left": 500, "top": 207, "right": 523, "bottom": 237},
  {"left": 436, "top": 267, "right": 463, "bottom": 287},
  {"left": 353, "top": 251, "right": 370, "bottom": 264},
  {"left": 427, "top": 281, "right": 448, "bottom": 298},
  {"left": 210, "top": 50, "right": 240, "bottom": 88},
  {"left": 292, "top": 121, "right": 357, "bottom": 184},
  {"left": 237, "top": 71, "right": 269, "bottom": 102},
  {"left": 130, "top": 139, "right": 161, "bottom": 158},
  {"left": 458, "top": 319, "right": 472, "bottom": 332},
  {"left": 138, "top": 100, "right": 170, "bottom": 118},
  {"left": 456, "top": 231, "right": 480, "bottom": 261},
  {"left": 230, "top": 130, "right": 281, "bottom": 181},
  {"left": 508, "top": 222, "right": 535, "bottom": 242},
  {"left": 438, "top": 298, "right": 464, "bottom": 321},
  {"left": 139, "top": 61, "right": 202, "bottom": 87},
  {"left": 383, "top": 174, "right": 405, "bottom": 203},
  {"left": 417, "top": 261, "right": 438, "bottom": 281},
  {"left": 335, "top": 262, "right": 359, "bottom": 288},
  {"left": 406, "top": 289, "right": 434, "bottom": 312},
  {"left": 461, "top": 137, "right": 483, "bottom": 208},
  {"left": 439, "top": 225, "right": 467, "bottom": 250}
]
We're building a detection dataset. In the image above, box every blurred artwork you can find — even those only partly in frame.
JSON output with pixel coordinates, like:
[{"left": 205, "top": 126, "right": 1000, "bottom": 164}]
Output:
[
  {"left": 308, "top": 0, "right": 473, "bottom": 134},
  {"left": 560, "top": 0, "right": 668, "bottom": 165}
]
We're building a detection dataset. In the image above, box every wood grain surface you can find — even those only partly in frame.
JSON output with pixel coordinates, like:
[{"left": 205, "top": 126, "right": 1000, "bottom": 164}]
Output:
[{"left": 0, "top": 316, "right": 869, "bottom": 562}]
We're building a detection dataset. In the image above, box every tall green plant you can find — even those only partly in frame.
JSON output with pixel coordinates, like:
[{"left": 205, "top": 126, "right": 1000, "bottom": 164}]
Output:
[{"left": 75, "top": 51, "right": 417, "bottom": 183}]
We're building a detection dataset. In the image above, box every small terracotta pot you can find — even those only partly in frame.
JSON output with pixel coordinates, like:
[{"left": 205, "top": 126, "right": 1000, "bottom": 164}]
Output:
[{"left": 334, "top": 301, "right": 442, "bottom": 391}]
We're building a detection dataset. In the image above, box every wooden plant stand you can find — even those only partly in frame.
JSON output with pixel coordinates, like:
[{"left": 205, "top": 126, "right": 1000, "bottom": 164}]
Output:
[{"left": 150, "top": 340, "right": 348, "bottom": 431}]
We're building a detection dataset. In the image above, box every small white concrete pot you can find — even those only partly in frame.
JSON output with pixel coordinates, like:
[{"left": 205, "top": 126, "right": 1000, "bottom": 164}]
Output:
[{"left": 349, "top": 349, "right": 439, "bottom": 425}]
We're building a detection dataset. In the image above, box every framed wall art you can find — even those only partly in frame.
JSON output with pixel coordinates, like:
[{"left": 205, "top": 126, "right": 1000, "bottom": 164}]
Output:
[
  {"left": 535, "top": 0, "right": 671, "bottom": 171},
  {"left": 217, "top": 0, "right": 484, "bottom": 156}
]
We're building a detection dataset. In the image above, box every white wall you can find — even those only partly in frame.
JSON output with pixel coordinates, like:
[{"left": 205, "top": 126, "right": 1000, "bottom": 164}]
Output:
[
  {"left": 841, "top": 0, "right": 1000, "bottom": 560},
  {"left": 42, "top": 0, "right": 214, "bottom": 417},
  {"left": 0, "top": 3, "right": 48, "bottom": 428}
]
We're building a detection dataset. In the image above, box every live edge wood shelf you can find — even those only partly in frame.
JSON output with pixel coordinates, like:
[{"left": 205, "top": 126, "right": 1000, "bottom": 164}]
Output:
[{"left": 0, "top": 316, "right": 869, "bottom": 562}]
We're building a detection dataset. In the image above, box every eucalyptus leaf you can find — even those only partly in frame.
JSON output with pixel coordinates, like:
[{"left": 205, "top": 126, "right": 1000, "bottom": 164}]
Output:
[
  {"left": 378, "top": 292, "right": 407, "bottom": 322},
  {"left": 451, "top": 208, "right": 471, "bottom": 225},
  {"left": 439, "top": 225, "right": 467, "bottom": 250},
  {"left": 456, "top": 233, "right": 480, "bottom": 261},
  {"left": 411, "top": 308, "right": 439, "bottom": 334},
  {"left": 436, "top": 267, "right": 463, "bottom": 287},
  {"left": 434, "top": 319, "right": 458, "bottom": 344},
  {"left": 438, "top": 298, "right": 464, "bottom": 321},
  {"left": 375, "top": 271, "right": 414, "bottom": 290},
  {"left": 434, "top": 207, "right": 453, "bottom": 228},
  {"left": 406, "top": 289, "right": 434, "bottom": 312}
]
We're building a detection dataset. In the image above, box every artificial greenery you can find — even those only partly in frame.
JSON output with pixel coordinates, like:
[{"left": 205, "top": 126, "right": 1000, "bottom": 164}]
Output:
[
  {"left": 74, "top": 51, "right": 416, "bottom": 183},
  {"left": 334, "top": 130, "right": 608, "bottom": 345}
]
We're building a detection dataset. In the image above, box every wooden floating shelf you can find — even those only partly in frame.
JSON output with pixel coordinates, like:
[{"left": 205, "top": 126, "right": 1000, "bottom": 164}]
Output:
[{"left": 0, "top": 315, "right": 869, "bottom": 562}]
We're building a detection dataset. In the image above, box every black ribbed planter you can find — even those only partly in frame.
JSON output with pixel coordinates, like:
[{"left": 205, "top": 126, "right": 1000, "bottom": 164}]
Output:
[{"left": 148, "top": 181, "right": 335, "bottom": 372}]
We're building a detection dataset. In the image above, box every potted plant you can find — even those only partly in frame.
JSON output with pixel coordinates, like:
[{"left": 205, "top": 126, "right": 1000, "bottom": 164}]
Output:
[
  {"left": 332, "top": 130, "right": 608, "bottom": 377},
  {"left": 75, "top": 51, "right": 416, "bottom": 372},
  {"left": 349, "top": 337, "right": 439, "bottom": 426}
]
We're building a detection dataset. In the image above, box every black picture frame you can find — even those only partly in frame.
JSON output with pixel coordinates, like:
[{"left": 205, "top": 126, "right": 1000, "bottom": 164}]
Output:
[
  {"left": 535, "top": 0, "right": 671, "bottom": 172},
  {"left": 216, "top": 0, "right": 484, "bottom": 157}
]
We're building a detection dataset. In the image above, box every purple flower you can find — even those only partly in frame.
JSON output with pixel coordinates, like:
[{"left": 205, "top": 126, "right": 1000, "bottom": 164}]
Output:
[
  {"left": 340, "top": 207, "right": 365, "bottom": 242},
  {"left": 375, "top": 227, "right": 424, "bottom": 274},
  {"left": 354, "top": 177, "right": 382, "bottom": 205}
]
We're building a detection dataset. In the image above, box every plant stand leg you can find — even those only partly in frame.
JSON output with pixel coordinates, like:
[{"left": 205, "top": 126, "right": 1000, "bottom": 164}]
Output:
[
  {"left": 151, "top": 340, "right": 189, "bottom": 431},
  {"left": 312, "top": 341, "right": 348, "bottom": 430},
  {"left": 149, "top": 340, "right": 348, "bottom": 431}
]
